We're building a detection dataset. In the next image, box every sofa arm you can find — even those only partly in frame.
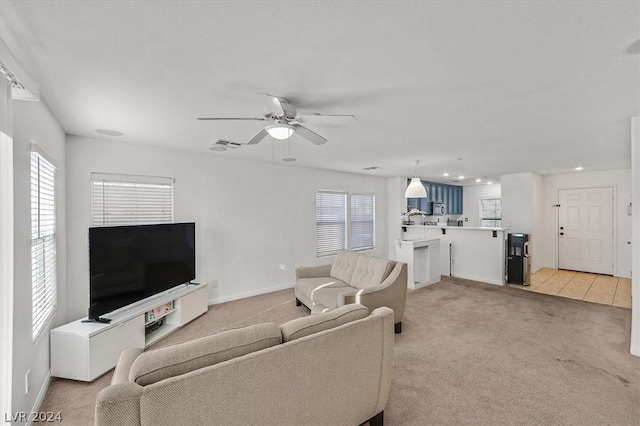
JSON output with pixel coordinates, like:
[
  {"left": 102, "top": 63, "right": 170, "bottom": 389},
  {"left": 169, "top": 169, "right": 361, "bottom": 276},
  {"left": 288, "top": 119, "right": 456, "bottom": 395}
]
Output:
[
  {"left": 340, "top": 263, "right": 407, "bottom": 323},
  {"left": 112, "top": 348, "right": 144, "bottom": 385},
  {"left": 95, "top": 382, "right": 143, "bottom": 426},
  {"left": 295, "top": 264, "right": 332, "bottom": 279}
]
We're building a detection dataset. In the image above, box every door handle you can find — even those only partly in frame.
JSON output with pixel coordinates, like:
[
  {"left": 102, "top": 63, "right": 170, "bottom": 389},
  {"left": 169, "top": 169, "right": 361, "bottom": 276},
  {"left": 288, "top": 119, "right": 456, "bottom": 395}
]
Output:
[
  {"left": 559, "top": 232, "right": 564, "bottom": 236},
  {"left": 559, "top": 226, "right": 564, "bottom": 230}
]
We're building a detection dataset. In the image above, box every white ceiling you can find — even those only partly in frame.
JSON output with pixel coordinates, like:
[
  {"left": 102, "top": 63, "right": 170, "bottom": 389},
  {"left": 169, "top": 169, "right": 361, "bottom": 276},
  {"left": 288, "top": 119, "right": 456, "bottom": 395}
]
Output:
[{"left": 1, "top": 1, "right": 638, "bottom": 184}]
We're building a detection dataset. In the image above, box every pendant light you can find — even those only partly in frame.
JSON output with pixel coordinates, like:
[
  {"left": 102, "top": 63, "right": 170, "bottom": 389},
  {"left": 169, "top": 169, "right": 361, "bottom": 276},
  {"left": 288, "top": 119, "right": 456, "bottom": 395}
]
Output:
[{"left": 405, "top": 160, "right": 427, "bottom": 198}]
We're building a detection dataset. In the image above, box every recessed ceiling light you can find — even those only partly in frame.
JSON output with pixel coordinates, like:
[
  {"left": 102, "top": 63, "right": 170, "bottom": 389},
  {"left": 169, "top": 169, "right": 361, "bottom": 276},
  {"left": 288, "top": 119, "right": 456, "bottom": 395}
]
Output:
[
  {"left": 95, "top": 128, "right": 123, "bottom": 136},
  {"left": 443, "top": 173, "right": 449, "bottom": 177},
  {"left": 487, "top": 181, "right": 493, "bottom": 185},
  {"left": 475, "top": 178, "right": 481, "bottom": 183},
  {"left": 458, "top": 175, "right": 465, "bottom": 180},
  {"left": 623, "top": 38, "right": 640, "bottom": 55},
  {"left": 575, "top": 166, "right": 584, "bottom": 171}
]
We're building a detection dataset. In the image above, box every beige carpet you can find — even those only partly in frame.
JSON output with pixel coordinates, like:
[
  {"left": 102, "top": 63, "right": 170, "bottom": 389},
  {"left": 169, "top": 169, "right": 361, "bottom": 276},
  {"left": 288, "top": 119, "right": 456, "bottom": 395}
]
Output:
[{"left": 40, "top": 277, "right": 639, "bottom": 425}]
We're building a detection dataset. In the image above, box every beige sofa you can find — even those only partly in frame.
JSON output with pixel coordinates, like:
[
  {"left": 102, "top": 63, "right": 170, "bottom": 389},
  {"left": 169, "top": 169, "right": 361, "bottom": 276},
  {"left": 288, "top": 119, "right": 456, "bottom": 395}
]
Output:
[
  {"left": 295, "top": 250, "right": 408, "bottom": 333},
  {"left": 95, "top": 304, "right": 394, "bottom": 426}
]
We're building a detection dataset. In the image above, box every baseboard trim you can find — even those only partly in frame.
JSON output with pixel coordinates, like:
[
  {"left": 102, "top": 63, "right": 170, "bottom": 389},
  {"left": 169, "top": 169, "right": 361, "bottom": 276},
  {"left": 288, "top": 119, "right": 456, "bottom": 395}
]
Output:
[
  {"left": 27, "top": 370, "right": 51, "bottom": 426},
  {"left": 450, "top": 273, "right": 504, "bottom": 286},
  {"left": 208, "top": 283, "right": 294, "bottom": 306}
]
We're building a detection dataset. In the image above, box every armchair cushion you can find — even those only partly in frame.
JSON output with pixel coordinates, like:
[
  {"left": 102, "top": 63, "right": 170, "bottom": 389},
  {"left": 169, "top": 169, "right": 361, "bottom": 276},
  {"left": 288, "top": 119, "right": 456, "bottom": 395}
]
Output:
[{"left": 129, "top": 322, "right": 281, "bottom": 386}]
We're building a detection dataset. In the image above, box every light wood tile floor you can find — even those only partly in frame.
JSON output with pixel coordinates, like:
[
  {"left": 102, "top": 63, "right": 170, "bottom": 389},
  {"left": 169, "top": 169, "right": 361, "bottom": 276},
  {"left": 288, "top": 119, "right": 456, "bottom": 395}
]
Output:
[{"left": 516, "top": 268, "right": 631, "bottom": 309}]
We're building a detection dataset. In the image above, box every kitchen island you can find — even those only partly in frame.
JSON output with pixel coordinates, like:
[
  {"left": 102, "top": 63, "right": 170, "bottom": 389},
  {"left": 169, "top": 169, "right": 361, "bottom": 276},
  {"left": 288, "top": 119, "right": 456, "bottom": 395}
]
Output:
[
  {"left": 401, "top": 225, "right": 508, "bottom": 285},
  {"left": 394, "top": 238, "right": 440, "bottom": 289}
]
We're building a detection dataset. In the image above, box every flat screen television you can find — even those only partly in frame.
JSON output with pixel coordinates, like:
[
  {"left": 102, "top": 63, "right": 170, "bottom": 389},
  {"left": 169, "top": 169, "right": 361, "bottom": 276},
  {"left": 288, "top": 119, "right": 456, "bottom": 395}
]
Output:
[{"left": 87, "top": 222, "right": 195, "bottom": 322}]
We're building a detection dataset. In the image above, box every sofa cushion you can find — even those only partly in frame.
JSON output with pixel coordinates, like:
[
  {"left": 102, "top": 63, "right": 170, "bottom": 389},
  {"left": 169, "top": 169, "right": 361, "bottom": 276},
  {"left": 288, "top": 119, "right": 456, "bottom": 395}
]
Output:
[
  {"left": 329, "top": 250, "right": 360, "bottom": 283},
  {"left": 280, "top": 304, "right": 369, "bottom": 342},
  {"left": 129, "top": 322, "right": 281, "bottom": 386},
  {"left": 350, "top": 255, "right": 395, "bottom": 289},
  {"left": 296, "top": 276, "right": 350, "bottom": 299},
  {"left": 311, "top": 285, "right": 358, "bottom": 311}
]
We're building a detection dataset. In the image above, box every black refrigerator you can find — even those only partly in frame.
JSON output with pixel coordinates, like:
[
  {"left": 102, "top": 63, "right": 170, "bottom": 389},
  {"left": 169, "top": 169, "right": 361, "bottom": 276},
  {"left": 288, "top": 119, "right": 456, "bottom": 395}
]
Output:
[{"left": 507, "top": 233, "right": 531, "bottom": 285}]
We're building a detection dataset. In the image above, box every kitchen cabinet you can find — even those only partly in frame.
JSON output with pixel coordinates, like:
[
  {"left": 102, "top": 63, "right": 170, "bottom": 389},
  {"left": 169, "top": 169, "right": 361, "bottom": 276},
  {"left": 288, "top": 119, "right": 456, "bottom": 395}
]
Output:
[{"left": 407, "top": 180, "right": 463, "bottom": 215}]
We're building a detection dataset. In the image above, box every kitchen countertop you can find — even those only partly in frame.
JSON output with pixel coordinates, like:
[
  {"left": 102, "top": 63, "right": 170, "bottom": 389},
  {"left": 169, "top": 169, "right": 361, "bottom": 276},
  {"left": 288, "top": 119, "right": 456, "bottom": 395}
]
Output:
[
  {"left": 402, "top": 225, "right": 509, "bottom": 231},
  {"left": 395, "top": 238, "right": 440, "bottom": 248}
]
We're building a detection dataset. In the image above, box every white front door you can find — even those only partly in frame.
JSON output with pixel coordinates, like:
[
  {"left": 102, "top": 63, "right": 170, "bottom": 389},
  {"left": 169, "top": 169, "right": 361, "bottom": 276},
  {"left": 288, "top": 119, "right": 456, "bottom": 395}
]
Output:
[{"left": 558, "top": 187, "right": 613, "bottom": 274}]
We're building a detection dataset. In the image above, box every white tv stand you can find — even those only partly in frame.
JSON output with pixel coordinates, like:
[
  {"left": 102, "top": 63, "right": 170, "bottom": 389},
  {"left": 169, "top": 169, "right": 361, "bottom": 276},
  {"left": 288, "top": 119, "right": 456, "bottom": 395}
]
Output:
[{"left": 51, "top": 282, "right": 208, "bottom": 382}]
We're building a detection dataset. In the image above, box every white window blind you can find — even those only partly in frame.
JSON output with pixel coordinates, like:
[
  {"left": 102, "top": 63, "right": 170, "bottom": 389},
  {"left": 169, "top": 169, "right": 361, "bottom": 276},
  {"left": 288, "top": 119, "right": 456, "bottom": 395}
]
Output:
[
  {"left": 91, "top": 173, "right": 174, "bottom": 226},
  {"left": 481, "top": 198, "right": 502, "bottom": 227},
  {"left": 316, "top": 191, "right": 347, "bottom": 257},
  {"left": 350, "top": 193, "right": 375, "bottom": 251},
  {"left": 31, "top": 152, "right": 56, "bottom": 340}
]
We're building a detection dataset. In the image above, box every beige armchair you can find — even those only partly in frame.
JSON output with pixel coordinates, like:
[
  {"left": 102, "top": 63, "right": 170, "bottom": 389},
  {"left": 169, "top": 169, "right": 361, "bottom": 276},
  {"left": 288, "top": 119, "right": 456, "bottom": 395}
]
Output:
[{"left": 295, "top": 250, "right": 408, "bottom": 333}]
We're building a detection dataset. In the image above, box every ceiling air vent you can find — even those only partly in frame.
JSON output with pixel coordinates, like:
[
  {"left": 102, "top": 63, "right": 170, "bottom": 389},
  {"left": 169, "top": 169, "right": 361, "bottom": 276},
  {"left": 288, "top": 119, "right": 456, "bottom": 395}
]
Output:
[
  {"left": 209, "top": 139, "right": 243, "bottom": 151},
  {"left": 362, "top": 166, "right": 382, "bottom": 171}
]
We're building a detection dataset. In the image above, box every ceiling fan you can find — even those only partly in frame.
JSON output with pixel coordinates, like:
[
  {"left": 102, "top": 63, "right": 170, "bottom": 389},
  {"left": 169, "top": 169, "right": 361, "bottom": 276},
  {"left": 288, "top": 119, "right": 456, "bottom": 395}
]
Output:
[{"left": 197, "top": 94, "right": 356, "bottom": 145}]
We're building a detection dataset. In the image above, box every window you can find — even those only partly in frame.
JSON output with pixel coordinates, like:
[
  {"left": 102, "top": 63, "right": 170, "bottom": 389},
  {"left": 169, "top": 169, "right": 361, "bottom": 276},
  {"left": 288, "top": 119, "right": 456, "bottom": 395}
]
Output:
[
  {"left": 350, "top": 193, "right": 375, "bottom": 251},
  {"left": 31, "top": 152, "right": 56, "bottom": 340},
  {"left": 91, "top": 173, "right": 173, "bottom": 226},
  {"left": 316, "top": 191, "right": 376, "bottom": 256},
  {"left": 480, "top": 198, "right": 502, "bottom": 228},
  {"left": 316, "top": 191, "right": 347, "bottom": 256}
]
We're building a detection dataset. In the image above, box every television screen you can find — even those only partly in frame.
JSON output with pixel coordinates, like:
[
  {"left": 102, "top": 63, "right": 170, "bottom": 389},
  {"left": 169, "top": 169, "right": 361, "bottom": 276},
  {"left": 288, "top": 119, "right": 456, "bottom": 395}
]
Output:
[{"left": 88, "top": 222, "right": 195, "bottom": 321}]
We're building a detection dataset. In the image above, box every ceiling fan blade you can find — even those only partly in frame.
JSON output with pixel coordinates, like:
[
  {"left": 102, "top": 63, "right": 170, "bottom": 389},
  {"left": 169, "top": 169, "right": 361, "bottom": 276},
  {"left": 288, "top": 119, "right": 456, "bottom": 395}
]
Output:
[
  {"left": 295, "top": 114, "right": 357, "bottom": 125},
  {"left": 247, "top": 128, "right": 269, "bottom": 145},
  {"left": 196, "top": 117, "right": 266, "bottom": 121},
  {"left": 260, "top": 93, "right": 297, "bottom": 118},
  {"left": 259, "top": 93, "right": 286, "bottom": 116},
  {"left": 292, "top": 124, "right": 327, "bottom": 145}
]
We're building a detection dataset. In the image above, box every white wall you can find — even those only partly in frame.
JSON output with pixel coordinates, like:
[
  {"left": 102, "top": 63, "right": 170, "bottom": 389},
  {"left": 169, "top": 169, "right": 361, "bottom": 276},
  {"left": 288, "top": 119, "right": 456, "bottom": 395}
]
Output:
[
  {"left": 531, "top": 173, "right": 545, "bottom": 273},
  {"left": 0, "top": 68, "right": 13, "bottom": 425},
  {"left": 460, "top": 183, "right": 501, "bottom": 227},
  {"left": 540, "top": 169, "right": 632, "bottom": 278},
  {"left": 501, "top": 172, "right": 533, "bottom": 233},
  {"left": 501, "top": 172, "right": 546, "bottom": 273},
  {"left": 386, "top": 176, "right": 406, "bottom": 259},
  {"left": 629, "top": 116, "right": 638, "bottom": 356},
  {"left": 12, "top": 100, "right": 66, "bottom": 419},
  {"left": 65, "top": 136, "right": 389, "bottom": 321}
]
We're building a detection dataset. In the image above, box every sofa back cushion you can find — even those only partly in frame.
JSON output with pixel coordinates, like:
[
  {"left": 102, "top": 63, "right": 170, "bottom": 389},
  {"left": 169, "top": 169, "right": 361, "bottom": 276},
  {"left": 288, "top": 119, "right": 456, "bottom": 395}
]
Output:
[
  {"left": 129, "top": 322, "right": 281, "bottom": 386},
  {"left": 280, "top": 304, "right": 369, "bottom": 342},
  {"left": 350, "top": 255, "right": 396, "bottom": 289},
  {"left": 330, "top": 250, "right": 360, "bottom": 283}
]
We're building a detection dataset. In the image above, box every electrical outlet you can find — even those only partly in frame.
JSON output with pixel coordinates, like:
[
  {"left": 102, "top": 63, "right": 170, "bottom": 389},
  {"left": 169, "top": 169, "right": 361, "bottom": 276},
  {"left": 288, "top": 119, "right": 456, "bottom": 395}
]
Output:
[
  {"left": 210, "top": 279, "right": 218, "bottom": 289},
  {"left": 25, "top": 369, "right": 31, "bottom": 394},
  {"left": 279, "top": 264, "right": 286, "bottom": 271}
]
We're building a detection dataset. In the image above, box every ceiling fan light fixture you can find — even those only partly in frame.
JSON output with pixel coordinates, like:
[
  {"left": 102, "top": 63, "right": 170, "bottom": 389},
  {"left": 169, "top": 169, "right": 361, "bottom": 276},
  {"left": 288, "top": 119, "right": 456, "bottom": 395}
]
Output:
[{"left": 266, "top": 123, "right": 295, "bottom": 140}]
